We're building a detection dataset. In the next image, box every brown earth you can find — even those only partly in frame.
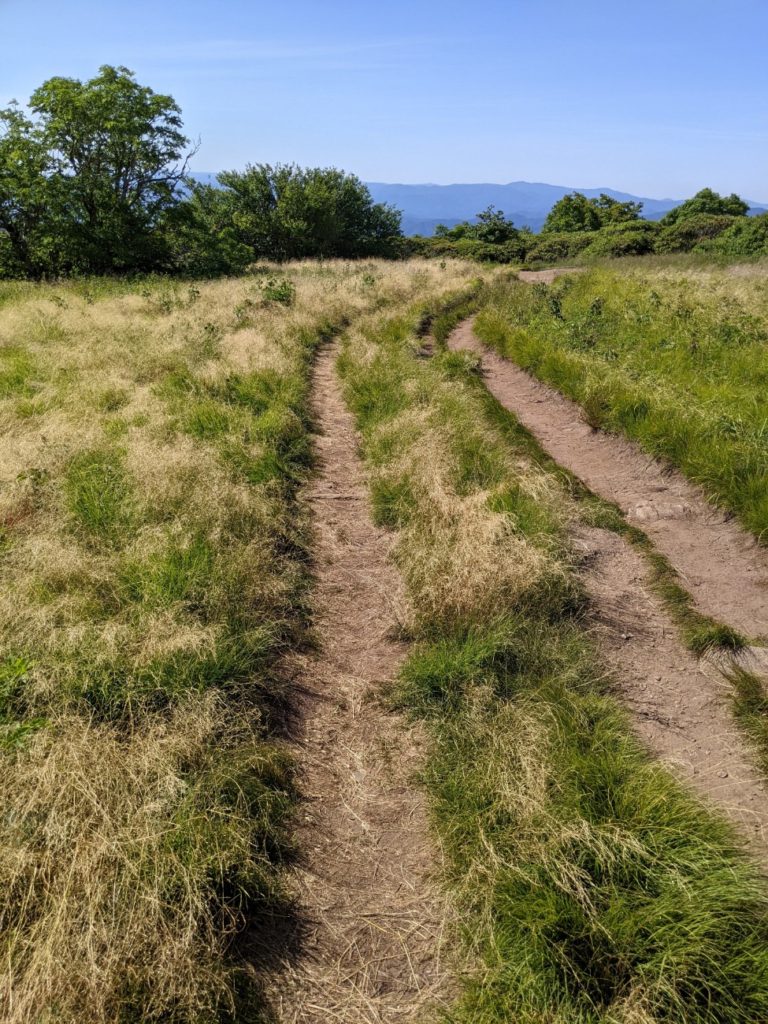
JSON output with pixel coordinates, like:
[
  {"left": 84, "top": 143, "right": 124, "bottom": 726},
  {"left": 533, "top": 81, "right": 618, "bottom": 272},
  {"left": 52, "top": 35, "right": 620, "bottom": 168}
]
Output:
[
  {"left": 518, "top": 268, "right": 583, "bottom": 284},
  {"left": 448, "top": 319, "right": 768, "bottom": 846},
  {"left": 576, "top": 524, "right": 768, "bottom": 846},
  {"left": 271, "top": 342, "right": 452, "bottom": 1023},
  {"left": 448, "top": 318, "right": 768, "bottom": 640}
]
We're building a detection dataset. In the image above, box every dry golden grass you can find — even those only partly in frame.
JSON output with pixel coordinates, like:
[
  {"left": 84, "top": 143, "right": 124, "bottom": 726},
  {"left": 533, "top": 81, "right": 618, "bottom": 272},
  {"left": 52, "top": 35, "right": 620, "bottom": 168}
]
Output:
[
  {"left": 0, "top": 259, "right": 484, "bottom": 1022},
  {"left": 340, "top": 319, "right": 566, "bottom": 633}
]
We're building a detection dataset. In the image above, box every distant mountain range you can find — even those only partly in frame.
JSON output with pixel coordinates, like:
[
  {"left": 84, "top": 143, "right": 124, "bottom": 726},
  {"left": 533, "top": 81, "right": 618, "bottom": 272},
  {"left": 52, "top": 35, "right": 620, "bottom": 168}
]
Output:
[{"left": 189, "top": 174, "right": 767, "bottom": 236}]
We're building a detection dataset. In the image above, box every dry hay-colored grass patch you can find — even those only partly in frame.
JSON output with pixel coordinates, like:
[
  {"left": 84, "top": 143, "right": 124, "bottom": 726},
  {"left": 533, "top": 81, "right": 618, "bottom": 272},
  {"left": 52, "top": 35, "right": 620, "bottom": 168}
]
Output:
[
  {"left": 0, "top": 259, "right": 487, "bottom": 1021},
  {"left": 0, "top": 696, "right": 289, "bottom": 1024}
]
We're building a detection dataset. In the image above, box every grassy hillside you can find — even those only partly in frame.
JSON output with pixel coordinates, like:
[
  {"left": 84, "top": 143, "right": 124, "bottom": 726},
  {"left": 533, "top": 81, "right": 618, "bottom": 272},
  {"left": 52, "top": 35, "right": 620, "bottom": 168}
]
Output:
[
  {"left": 0, "top": 260, "right": 482, "bottom": 1023},
  {"left": 475, "top": 262, "right": 768, "bottom": 540},
  {"left": 338, "top": 297, "right": 768, "bottom": 1023}
]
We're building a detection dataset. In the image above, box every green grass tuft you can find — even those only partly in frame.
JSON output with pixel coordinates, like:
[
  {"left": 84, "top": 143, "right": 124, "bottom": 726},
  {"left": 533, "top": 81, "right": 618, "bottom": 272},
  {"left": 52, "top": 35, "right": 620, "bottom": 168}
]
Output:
[{"left": 65, "top": 448, "right": 135, "bottom": 547}]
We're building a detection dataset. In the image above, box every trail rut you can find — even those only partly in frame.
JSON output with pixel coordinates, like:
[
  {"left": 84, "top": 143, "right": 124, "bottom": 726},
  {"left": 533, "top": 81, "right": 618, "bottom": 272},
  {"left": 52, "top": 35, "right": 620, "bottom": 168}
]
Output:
[
  {"left": 448, "top": 318, "right": 768, "bottom": 846},
  {"left": 272, "top": 342, "right": 451, "bottom": 1022},
  {"left": 450, "top": 317, "right": 768, "bottom": 640}
]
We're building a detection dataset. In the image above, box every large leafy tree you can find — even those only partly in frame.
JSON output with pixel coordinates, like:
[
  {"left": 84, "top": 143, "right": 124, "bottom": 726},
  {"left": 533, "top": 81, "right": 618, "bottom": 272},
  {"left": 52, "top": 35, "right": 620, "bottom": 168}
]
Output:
[
  {"left": 0, "top": 66, "right": 191, "bottom": 276},
  {"left": 179, "top": 164, "right": 402, "bottom": 270},
  {"left": 542, "top": 192, "right": 642, "bottom": 233},
  {"left": 660, "top": 188, "right": 749, "bottom": 226}
]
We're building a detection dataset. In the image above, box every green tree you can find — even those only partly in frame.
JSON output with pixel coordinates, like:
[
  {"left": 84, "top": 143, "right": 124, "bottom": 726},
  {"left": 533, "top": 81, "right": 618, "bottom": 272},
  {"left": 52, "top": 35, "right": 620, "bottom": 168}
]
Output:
[
  {"left": 542, "top": 193, "right": 602, "bottom": 233},
  {"left": 433, "top": 206, "right": 518, "bottom": 245},
  {"left": 593, "top": 193, "right": 643, "bottom": 225},
  {"left": 0, "top": 104, "right": 53, "bottom": 277},
  {"left": 0, "top": 66, "right": 191, "bottom": 276},
  {"left": 184, "top": 164, "right": 401, "bottom": 265},
  {"left": 661, "top": 188, "right": 749, "bottom": 226},
  {"left": 472, "top": 205, "right": 519, "bottom": 244},
  {"left": 543, "top": 192, "right": 642, "bottom": 233},
  {"left": 167, "top": 183, "right": 253, "bottom": 277}
]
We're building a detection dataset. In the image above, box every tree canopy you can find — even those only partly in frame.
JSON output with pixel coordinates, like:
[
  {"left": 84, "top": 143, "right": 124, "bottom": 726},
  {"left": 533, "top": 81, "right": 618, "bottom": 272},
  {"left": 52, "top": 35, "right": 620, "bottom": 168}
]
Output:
[
  {"left": 174, "top": 164, "right": 402, "bottom": 273},
  {"left": 0, "top": 66, "right": 190, "bottom": 276},
  {"left": 660, "top": 188, "right": 749, "bottom": 225},
  {"left": 542, "top": 192, "right": 642, "bottom": 233}
]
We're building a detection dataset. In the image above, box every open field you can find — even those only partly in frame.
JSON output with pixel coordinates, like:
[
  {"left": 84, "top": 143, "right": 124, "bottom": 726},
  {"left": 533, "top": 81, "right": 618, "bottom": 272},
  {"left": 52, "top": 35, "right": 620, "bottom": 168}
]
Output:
[
  {"left": 0, "top": 260, "right": 484, "bottom": 1022},
  {"left": 338, "top": 290, "right": 768, "bottom": 1023},
  {"left": 3, "top": 259, "right": 768, "bottom": 1023}
]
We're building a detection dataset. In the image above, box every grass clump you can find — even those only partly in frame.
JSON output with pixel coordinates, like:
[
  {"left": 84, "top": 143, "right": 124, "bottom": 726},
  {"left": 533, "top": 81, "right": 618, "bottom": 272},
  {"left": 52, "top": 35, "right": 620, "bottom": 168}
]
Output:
[
  {"left": 339, "top": 298, "right": 768, "bottom": 1023},
  {"left": 65, "top": 447, "right": 136, "bottom": 546}
]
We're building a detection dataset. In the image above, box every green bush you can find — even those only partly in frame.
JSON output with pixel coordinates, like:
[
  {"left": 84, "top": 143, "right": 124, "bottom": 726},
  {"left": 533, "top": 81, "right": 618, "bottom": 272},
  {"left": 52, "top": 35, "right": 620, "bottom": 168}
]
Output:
[
  {"left": 657, "top": 213, "right": 739, "bottom": 253},
  {"left": 699, "top": 213, "right": 768, "bottom": 259},
  {"left": 582, "top": 220, "right": 660, "bottom": 257},
  {"left": 525, "top": 231, "right": 595, "bottom": 264},
  {"left": 404, "top": 235, "right": 524, "bottom": 263}
]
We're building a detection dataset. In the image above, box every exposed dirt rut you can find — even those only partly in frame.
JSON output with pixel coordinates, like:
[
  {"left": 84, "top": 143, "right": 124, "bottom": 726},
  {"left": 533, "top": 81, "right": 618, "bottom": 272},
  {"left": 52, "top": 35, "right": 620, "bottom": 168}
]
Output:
[
  {"left": 273, "top": 342, "right": 451, "bottom": 1023},
  {"left": 450, "top": 318, "right": 768, "bottom": 640},
  {"left": 448, "top": 319, "right": 768, "bottom": 847}
]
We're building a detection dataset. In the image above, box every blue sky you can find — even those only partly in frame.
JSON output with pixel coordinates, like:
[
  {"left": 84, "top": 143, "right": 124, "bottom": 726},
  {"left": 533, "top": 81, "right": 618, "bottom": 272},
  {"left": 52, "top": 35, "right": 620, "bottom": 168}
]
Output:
[{"left": 2, "top": 0, "right": 766, "bottom": 200}]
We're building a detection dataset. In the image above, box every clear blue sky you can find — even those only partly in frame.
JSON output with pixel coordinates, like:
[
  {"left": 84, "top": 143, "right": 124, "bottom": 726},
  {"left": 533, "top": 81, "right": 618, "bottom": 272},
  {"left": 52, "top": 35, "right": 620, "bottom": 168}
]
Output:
[{"left": 2, "top": 0, "right": 766, "bottom": 200}]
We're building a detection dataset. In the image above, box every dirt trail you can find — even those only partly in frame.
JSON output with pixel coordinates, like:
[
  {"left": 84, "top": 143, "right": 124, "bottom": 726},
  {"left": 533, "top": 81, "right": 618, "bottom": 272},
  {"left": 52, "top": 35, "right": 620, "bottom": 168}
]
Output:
[
  {"left": 449, "top": 318, "right": 768, "bottom": 640},
  {"left": 576, "top": 524, "right": 768, "bottom": 845},
  {"left": 272, "top": 342, "right": 451, "bottom": 1023},
  {"left": 448, "top": 319, "right": 768, "bottom": 846},
  {"left": 518, "top": 268, "right": 582, "bottom": 284}
]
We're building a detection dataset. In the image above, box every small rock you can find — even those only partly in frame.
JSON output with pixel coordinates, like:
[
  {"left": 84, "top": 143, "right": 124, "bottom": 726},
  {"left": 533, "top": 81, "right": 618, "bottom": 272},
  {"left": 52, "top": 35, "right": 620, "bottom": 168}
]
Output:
[{"left": 717, "top": 770, "right": 729, "bottom": 779}]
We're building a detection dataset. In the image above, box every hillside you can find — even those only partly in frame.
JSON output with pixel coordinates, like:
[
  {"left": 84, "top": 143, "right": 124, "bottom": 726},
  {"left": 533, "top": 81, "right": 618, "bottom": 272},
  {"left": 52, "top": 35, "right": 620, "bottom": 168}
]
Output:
[{"left": 365, "top": 181, "right": 682, "bottom": 234}]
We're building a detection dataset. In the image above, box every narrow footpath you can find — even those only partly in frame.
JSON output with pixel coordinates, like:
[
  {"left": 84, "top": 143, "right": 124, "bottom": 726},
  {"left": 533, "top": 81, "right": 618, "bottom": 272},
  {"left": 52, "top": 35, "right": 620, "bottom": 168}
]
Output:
[
  {"left": 448, "top": 318, "right": 768, "bottom": 847},
  {"left": 449, "top": 315, "right": 768, "bottom": 640},
  {"left": 273, "top": 342, "right": 452, "bottom": 1023}
]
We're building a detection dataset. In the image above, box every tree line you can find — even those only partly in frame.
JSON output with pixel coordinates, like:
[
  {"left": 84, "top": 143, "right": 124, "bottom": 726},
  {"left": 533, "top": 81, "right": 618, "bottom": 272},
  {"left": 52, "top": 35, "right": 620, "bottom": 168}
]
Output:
[
  {"left": 0, "top": 66, "right": 403, "bottom": 279},
  {"left": 411, "top": 187, "right": 767, "bottom": 263},
  {"left": 2, "top": 65, "right": 765, "bottom": 278}
]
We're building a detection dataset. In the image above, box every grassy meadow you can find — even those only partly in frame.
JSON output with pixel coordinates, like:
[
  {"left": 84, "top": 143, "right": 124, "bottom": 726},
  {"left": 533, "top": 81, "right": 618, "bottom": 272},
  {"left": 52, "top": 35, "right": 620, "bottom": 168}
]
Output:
[
  {"left": 0, "top": 260, "right": 483, "bottom": 1023},
  {"left": 475, "top": 261, "right": 768, "bottom": 540},
  {"left": 4, "top": 255, "right": 768, "bottom": 1024},
  {"left": 338, "top": 295, "right": 768, "bottom": 1023}
]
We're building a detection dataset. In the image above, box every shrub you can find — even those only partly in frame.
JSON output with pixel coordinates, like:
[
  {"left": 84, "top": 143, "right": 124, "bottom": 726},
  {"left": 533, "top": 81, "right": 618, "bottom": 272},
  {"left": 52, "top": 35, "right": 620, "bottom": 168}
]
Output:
[
  {"left": 699, "top": 213, "right": 768, "bottom": 259},
  {"left": 657, "top": 214, "right": 739, "bottom": 253},
  {"left": 525, "top": 231, "right": 595, "bottom": 264},
  {"left": 582, "top": 220, "right": 660, "bottom": 258}
]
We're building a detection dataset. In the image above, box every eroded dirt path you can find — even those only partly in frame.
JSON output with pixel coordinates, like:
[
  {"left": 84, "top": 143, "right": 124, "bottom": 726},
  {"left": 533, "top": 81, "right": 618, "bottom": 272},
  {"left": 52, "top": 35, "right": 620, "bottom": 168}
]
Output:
[
  {"left": 273, "top": 342, "right": 451, "bottom": 1023},
  {"left": 576, "top": 524, "right": 768, "bottom": 845},
  {"left": 449, "top": 318, "right": 768, "bottom": 640},
  {"left": 448, "top": 319, "right": 768, "bottom": 846}
]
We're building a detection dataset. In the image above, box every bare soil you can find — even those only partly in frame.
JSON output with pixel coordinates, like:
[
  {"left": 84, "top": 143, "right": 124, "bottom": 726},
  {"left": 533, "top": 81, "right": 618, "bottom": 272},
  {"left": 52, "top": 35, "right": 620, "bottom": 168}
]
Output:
[
  {"left": 448, "top": 319, "right": 768, "bottom": 846},
  {"left": 518, "top": 268, "right": 583, "bottom": 284},
  {"left": 272, "top": 342, "right": 452, "bottom": 1023},
  {"left": 576, "top": 524, "right": 768, "bottom": 846},
  {"left": 449, "top": 318, "right": 768, "bottom": 640}
]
